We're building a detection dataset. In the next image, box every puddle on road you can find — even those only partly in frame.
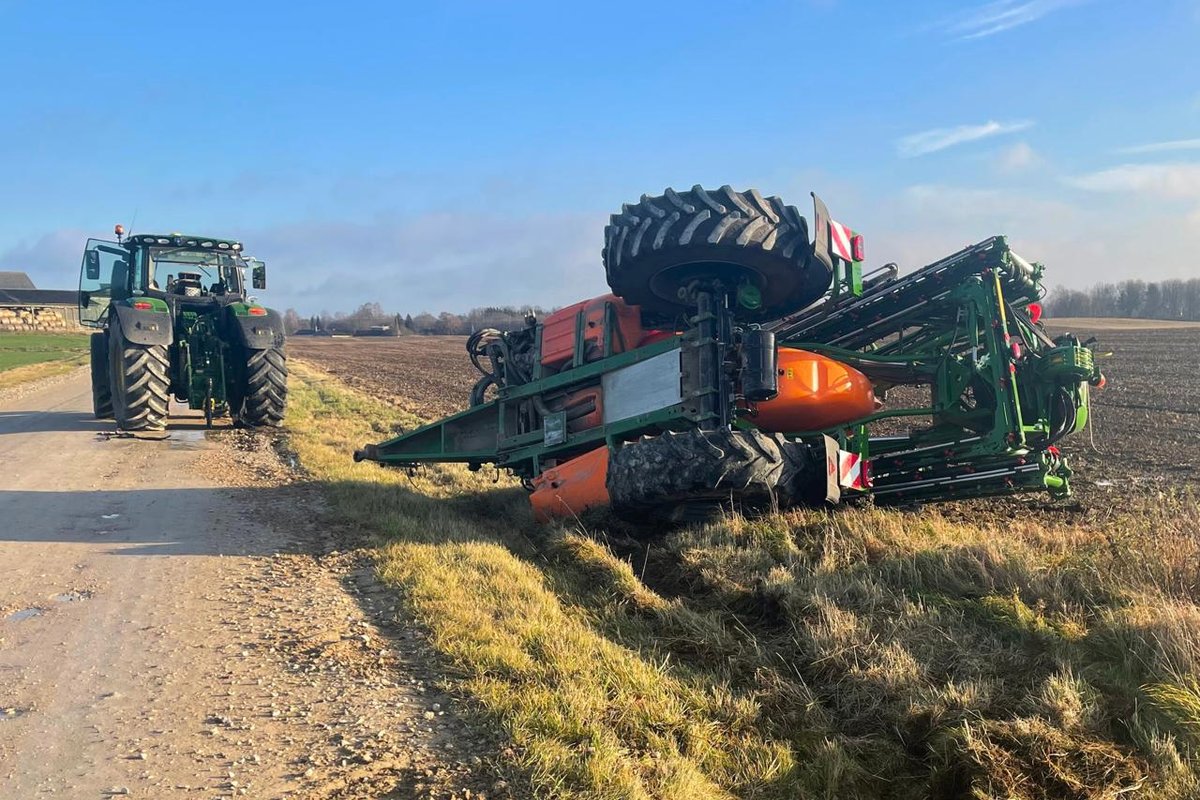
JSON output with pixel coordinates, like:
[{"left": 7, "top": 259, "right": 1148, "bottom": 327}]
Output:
[
  {"left": 51, "top": 590, "right": 93, "bottom": 603},
  {"left": 4, "top": 590, "right": 92, "bottom": 622},
  {"left": 5, "top": 607, "right": 43, "bottom": 623},
  {"left": 167, "top": 429, "right": 208, "bottom": 450}
]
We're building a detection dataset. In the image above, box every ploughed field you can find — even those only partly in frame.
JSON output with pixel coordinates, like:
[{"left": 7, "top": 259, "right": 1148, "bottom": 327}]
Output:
[
  {"left": 288, "top": 320, "right": 1200, "bottom": 505},
  {"left": 1045, "top": 319, "right": 1200, "bottom": 500},
  {"left": 289, "top": 335, "right": 476, "bottom": 419}
]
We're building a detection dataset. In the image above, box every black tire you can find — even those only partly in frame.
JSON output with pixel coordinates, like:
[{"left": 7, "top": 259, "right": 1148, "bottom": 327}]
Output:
[
  {"left": 90, "top": 332, "right": 113, "bottom": 419},
  {"left": 109, "top": 324, "right": 170, "bottom": 432},
  {"left": 603, "top": 186, "right": 832, "bottom": 322},
  {"left": 231, "top": 345, "right": 287, "bottom": 427},
  {"left": 606, "top": 428, "right": 820, "bottom": 524}
]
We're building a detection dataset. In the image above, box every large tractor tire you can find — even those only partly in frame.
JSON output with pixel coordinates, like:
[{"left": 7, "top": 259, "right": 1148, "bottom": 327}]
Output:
[
  {"left": 602, "top": 186, "right": 832, "bottom": 322},
  {"left": 231, "top": 345, "right": 287, "bottom": 427},
  {"left": 109, "top": 325, "right": 170, "bottom": 432},
  {"left": 606, "top": 428, "right": 822, "bottom": 524},
  {"left": 90, "top": 332, "right": 113, "bottom": 419}
]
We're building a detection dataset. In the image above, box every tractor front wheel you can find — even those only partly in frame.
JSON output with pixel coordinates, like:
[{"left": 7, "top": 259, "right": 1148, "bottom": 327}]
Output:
[
  {"left": 90, "top": 332, "right": 113, "bottom": 419},
  {"left": 109, "top": 325, "right": 170, "bottom": 432},
  {"left": 606, "top": 428, "right": 822, "bottom": 524},
  {"left": 231, "top": 345, "right": 287, "bottom": 427}
]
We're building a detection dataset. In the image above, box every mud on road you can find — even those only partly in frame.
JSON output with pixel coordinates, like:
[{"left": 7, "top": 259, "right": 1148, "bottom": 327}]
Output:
[{"left": 0, "top": 370, "right": 508, "bottom": 799}]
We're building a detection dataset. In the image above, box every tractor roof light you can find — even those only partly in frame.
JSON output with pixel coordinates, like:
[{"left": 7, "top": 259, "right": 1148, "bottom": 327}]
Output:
[{"left": 114, "top": 224, "right": 125, "bottom": 237}]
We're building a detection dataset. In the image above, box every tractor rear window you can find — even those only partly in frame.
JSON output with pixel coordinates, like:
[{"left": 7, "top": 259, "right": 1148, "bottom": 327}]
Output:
[{"left": 148, "top": 247, "right": 244, "bottom": 296}]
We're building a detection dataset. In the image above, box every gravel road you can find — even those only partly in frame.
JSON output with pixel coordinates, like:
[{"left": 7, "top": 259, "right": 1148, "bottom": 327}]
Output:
[{"left": 0, "top": 370, "right": 506, "bottom": 799}]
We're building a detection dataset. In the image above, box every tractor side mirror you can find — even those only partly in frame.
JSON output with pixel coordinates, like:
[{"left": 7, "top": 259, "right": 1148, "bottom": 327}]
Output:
[
  {"left": 85, "top": 251, "right": 100, "bottom": 281},
  {"left": 251, "top": 262, "right": 267, "bottom": 291}
]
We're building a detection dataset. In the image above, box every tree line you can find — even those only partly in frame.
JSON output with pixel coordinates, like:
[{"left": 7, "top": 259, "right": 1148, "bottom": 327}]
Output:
[
  {"left": 281, "top": 303, "right": 548, "bottom": 336},
  {"left": 1044, "top": 278, "right": 1200, "bottom": 321}
]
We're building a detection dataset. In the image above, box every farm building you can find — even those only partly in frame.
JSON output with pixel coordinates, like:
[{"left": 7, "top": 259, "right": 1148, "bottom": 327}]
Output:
[{"left": 0, "top": 271, "right": 80, "bottom": 331}]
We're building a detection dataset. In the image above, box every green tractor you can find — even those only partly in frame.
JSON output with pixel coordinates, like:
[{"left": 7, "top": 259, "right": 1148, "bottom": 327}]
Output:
[{"left": 78, "top": 228, "right": 287, "bottom": 431}]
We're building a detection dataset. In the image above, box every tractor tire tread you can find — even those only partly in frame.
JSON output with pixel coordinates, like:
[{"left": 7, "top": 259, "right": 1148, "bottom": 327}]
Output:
[
  {"left": 602, "top": 186, "right": 830, "bottom": 320},
  {"left": 111, "top": 328, "right": 169, "bottom": 432},
  {"left": 90, "top": 332, "right": 113, "bottom": 419},
  {"left": 237, "top": 346, "right": 288, "bottom": 427},
  {"left": 606, "top": 428, "right": 819, "bottom": 523}
]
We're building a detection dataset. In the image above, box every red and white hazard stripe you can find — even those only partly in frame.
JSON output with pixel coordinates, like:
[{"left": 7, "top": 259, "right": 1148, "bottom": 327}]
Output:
[
  {"left": 829, "top": 219, "right": 854, "bottom": 263},
  {"left": 838, "top": 451, "right": 869, "bottom": 490}
]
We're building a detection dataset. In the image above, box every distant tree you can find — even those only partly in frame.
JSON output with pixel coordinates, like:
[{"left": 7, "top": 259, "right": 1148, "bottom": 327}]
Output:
[
  {"left": 282, "top": 308, "right": 303, "bottom": 334},
  {"left": 411, "top": 312, "right": 437, "bottom": 334},
  {"left": 1118, "top": 280, "right": 1146, "bottom": 318}
]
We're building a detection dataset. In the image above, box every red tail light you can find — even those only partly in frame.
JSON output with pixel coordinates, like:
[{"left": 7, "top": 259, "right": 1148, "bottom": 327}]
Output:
[
  {"left": 1027, "top": 302, "right": 1043, "bottom": 324},
  {"left": 851, "top": 234, "right": 865, "bottom": 262},
  {"left": 132, "top": 300, "right": 153, "bottom": 310},
  {"left": 248, "top": 307, "right": 267, "bottom": 316}
]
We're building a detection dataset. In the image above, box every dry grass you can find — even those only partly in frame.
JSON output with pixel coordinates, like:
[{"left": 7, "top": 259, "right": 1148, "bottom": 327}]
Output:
[
  {"left": 286, "top": 361, "right": 1200, "bottom": 799},
  {"left": 0, "top": 355, "right": 88, "bottom": 390}
]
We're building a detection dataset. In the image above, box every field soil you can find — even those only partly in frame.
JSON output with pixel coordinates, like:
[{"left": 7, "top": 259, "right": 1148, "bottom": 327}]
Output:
[
  {"left": 288, "top": 336, "right": 476, "bottom": 420},
  {"left": 1044, "top": 320, "right": 1200, "bottom": 500},
  {"left": 0, "top": 370, "right": 505, "bottom": 799}
]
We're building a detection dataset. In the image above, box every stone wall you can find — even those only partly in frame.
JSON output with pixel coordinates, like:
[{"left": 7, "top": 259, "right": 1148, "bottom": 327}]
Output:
[{"left": 0, "top": 306, "right": 79, "bottom": 333}]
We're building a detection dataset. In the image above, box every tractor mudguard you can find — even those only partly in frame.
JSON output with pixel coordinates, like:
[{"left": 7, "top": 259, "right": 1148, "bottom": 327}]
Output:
[
  {"left": 111, "top": 303, "right": 173, "bottom": 346},
  {"left": 226, "top": 306, "right": 286, "bottom": 351}
]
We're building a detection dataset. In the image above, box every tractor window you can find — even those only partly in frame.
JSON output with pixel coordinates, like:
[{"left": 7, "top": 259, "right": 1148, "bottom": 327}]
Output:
[
  {"left": 147, "top": 247, "right": 244, "bottom": 298},
  {"left": 79, "top": 239, "right": 129, "bottom": 327}
]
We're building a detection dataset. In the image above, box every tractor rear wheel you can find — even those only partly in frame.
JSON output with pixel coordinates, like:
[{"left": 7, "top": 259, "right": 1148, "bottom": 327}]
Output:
[
  {"left": 606, "top": 428, "right": 821, "bottom": 524},
  {"left": 231, "top": 345, "right": 287, "bottom": 427},
  {"left": 90, "top": 332, "right": 113, "bottom": 419},
  {"left": 603, "top": 186, "right": 832, "bottom": 322},
  {"left": 109, "top": 325, "right": 170, "bottom": 432}
]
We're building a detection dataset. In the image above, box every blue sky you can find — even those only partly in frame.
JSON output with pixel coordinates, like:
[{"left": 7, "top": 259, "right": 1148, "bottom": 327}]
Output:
[{"left": 1, "top": 0, "right": 1197, "bottom": 314}]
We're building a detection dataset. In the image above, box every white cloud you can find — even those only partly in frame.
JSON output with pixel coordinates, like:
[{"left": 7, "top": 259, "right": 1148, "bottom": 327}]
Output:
[
  {"left": 1115, "top": 138, "right": 1200, "bottom": 155},
  {"left": 863, "top": 183, "right": 1200, "bottom": 289},
  {"left": 997, "top": 141, "right": 1041, "bottom": 171},
  {"left": 0, "top": 211, "right": 610, "bottom": 316},
  {"left": 901, "top": 184, "right": 1078, "bottom": 229},
  {"left": 1065, "top": 162, "right": 1200, "bottom": 198},
  {"left": 937, "top": 0, "right": 1085, "bottom": 40},
  {"left": 238, "top": 211, "right": 608, "bottom": 315},
  {"left": 0, "top": 228, "right": 89, "bottom": 290},
  {"left": 897, "top": 120, "right": 1034, "bottom": 157}
]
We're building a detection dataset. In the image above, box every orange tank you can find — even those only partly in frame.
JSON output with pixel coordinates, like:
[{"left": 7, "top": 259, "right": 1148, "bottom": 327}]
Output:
[
  {"left": 750, "top": 347, "right": 876, "bottom": 432},
  {"left": 529, "top": 446, "right": 611, "bottom": 522},
  {"left": 540, "top": 294, "right": 643, "bottom": 370}
]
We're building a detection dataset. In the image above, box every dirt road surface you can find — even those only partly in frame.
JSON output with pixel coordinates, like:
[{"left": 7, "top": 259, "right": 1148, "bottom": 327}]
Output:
[{"left": 0, "top": 370, "right": 504, "bottom": 799}]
